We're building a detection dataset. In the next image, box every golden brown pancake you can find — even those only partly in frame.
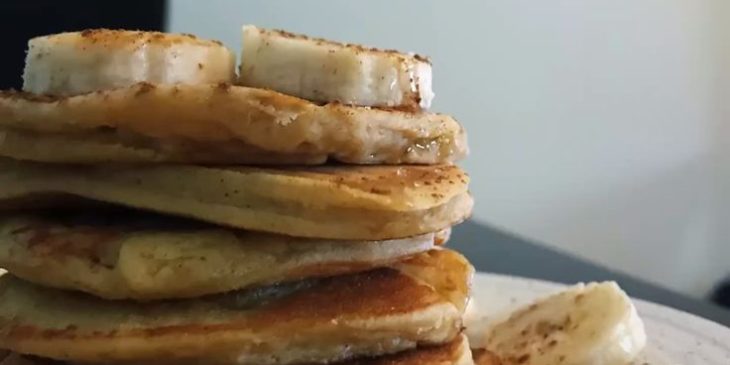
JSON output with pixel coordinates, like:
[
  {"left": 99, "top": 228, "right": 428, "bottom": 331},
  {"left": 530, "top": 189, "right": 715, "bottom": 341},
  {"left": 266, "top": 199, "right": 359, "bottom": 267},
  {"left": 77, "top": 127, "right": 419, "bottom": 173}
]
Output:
[
  {"left": 341, "top": 335, "right": 474, "bottom": 365},
  {"left": 0, "top": 127, "right": 324, "bottom": 165},
  {"left": 0, "top": 210, "right": 442, "bottom": 300},
  {"left": 0, "top": 83, "right": 467, "bottom": 165},
  {"left": 0, "top": 335, "right": 473, "bottom": 365},
  {"left": 0, "top": 160, "right": 472, "bottom": 240},
  {"left": 471, "top": 349, "right": 502, "bottom": 365},
  {"left": 0, "top": 249, "right": 472, "bottom": 365}
]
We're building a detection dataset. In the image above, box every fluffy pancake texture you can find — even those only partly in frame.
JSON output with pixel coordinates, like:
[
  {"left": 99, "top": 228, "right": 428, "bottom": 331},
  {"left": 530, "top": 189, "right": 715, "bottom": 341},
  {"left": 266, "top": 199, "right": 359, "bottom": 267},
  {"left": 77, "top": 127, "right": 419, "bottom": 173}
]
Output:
[
  {"left": 0, "top": 26, "right": 477, "bottom": 365},
  {"left": 0, "top": 160, "right": 473, "bottom": 240},
  {"left": 341, "top": 335, "right": 474, "bottom": 365},
  {"left": 0, "top": 83, "right": 467, "bottom": 165},
  {"left": 0, "top": 335, "right": 473, "bottom": 365},
  {"left": 0, "top": 127, "right": 325, "bottom": 165},
  {"left": 0, "top": 211, "right": 438, "bottom": 300},
  {"left": 0, "top": 249, "right": 472, "bottom": 365}
]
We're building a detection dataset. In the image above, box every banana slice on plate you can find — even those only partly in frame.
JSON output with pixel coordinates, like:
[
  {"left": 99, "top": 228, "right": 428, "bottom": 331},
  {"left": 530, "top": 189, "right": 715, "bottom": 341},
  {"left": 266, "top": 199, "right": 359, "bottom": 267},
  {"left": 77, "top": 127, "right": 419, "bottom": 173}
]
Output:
[
  {"left": 238, "top": 25, "right": 433, "bottom": 110},
  {"left": 23, "top": 29, "right": 235, "bottom": 96},
  {"left": 485, "top": 282, "right": 646, "bottom": 365}
]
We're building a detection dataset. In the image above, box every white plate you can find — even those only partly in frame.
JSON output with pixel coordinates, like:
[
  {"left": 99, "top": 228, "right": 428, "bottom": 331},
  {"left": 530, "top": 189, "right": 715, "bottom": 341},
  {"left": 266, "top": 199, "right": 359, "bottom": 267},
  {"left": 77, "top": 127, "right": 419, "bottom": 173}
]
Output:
[{"left": 465, "top": 273, "right": 730, "bottom": 365}]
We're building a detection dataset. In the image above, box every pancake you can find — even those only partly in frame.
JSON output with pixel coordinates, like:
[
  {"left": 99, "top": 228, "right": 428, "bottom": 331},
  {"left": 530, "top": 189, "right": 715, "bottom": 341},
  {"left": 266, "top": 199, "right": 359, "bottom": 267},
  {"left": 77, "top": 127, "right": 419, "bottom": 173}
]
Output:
[
  {"left": 0, "top": 210, "right": 442, "bottom": 300},
  {"left": 0, "top": 249, "right": 472, "bottom": 365},
  {"left": 471, "top": 349, "right": 502, "bottom": 365},
  {"left": 0, "top": 160, "right": 472, "bottom": 240},
  {"left": 339, "top": 335, "right": 474, "bottom": 365},
  {"left": 0, "top": 127, "right": 325, "bottom": 165},
  {"left": 0, "top": 83, "right": 467, "bottom": 165},
  {"left": 0, "top": 334, "right": 473, "bottom": 365}
]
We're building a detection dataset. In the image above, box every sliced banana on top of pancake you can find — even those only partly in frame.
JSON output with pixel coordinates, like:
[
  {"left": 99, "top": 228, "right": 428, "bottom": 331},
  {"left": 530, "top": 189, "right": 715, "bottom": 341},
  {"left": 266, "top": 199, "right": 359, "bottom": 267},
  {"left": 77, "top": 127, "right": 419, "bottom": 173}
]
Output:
[
  {"left": 4, "top": 28, "right": 465, "bottom": 165},
  {"left": 485, "top": 282, "right": 646, "bottom": 365},
  {"left": 238, "top": 25, "right": 433, "bottom": 110},
  {"left": 23, "top": 29, "right": 235, "bottom": 96}
]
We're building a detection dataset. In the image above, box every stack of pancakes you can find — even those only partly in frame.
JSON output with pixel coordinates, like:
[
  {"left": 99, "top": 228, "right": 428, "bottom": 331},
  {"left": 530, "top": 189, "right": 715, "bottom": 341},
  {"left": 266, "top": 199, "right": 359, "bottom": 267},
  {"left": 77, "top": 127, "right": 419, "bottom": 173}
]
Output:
[{"left": 0, "top": 27, "right": 475, "bottom": 365}]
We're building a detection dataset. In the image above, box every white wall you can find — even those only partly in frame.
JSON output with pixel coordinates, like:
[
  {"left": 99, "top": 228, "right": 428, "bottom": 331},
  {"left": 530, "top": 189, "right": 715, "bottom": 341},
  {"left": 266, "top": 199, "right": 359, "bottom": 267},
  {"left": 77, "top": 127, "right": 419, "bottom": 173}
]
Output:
[{"left": 169, "top": 0, "right": 730, "bottom": 298}]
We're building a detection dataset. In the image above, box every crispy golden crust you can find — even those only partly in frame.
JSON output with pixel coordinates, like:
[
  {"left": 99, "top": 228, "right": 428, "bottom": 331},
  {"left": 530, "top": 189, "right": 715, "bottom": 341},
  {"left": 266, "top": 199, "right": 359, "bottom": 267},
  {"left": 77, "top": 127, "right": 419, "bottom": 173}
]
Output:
[
  {"left": 0, "top": 161, "right": 472, "bottom": 239},
  {"left": 0, "top": 83, "right": 466, "bottom": 165},
  {"left": 0, "top": 250, "right": 472, "bottom": 364},
  {"left": 0, "top": 211, "right": 438, "bottom": 300}
]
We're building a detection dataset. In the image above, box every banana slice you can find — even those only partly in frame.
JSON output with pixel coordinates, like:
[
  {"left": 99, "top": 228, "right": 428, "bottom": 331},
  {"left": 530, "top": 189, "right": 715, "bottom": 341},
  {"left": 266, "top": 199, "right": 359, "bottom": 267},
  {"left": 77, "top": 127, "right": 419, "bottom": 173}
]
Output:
[
  {"left": 238, "top": 25, "right": 433, "bottom": 110},
  {"left": 23, "top": 29, "right": 235, "bottom": 95},
  {"left": 486, "top": 282, "right": 646, "bottom": 365}
]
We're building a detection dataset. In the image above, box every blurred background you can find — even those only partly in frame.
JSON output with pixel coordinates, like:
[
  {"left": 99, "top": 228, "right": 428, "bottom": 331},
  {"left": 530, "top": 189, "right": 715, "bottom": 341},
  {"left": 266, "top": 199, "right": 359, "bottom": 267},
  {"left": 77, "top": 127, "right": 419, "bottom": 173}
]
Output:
[{"left": 1, "top": 0, "right": 728, "bottom": 304}]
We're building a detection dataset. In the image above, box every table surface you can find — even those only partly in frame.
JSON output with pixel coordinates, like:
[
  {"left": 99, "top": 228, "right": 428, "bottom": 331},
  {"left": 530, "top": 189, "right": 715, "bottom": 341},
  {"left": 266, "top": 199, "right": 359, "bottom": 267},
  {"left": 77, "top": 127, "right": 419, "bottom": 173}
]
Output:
[{"left": 450, "top": 221, "right": 730, "bottom": 328}]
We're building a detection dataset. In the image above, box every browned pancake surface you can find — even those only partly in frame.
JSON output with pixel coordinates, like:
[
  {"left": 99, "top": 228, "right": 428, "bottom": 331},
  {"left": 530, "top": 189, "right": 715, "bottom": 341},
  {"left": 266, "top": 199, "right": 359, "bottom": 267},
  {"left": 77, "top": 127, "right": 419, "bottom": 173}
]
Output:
[
  {"left": 0, "top": 83, "right": 467, "bottom": 165},
  {"left": 0, "top": 210, "right": 438, "bottom": 300},
  {"left": 0, "top": 250, "right": 472, "bottom": 364},
  {"left": 0, "top": 335, "right": 473, "bottom": 365},
  {"left": 0, "top": 161, "right": 472, "bottom": 239}
]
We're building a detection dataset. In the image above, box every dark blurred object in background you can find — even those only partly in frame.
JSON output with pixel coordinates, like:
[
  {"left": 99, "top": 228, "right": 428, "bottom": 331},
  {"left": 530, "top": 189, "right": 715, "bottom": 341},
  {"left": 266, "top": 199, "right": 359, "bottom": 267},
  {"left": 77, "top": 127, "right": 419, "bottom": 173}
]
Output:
[
  {"left": 711, "top": 278, "right": 730, "bottom": 309},
  {"left": 0, "top": 0, "right": 166, "bottom": 90}
]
